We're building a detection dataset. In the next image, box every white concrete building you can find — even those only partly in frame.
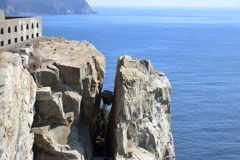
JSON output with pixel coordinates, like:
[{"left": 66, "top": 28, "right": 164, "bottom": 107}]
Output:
[{"left": 0, "top": 9, "right": 42, "bottom": 47}]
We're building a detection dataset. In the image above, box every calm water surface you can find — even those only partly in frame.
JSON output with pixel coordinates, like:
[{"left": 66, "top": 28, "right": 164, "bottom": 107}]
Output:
[{"left": 35, "top": 7, "right": 240, "bottom": 160}]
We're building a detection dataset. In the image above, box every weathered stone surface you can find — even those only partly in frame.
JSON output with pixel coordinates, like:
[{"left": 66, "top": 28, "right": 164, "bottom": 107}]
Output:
[
  {"left": 0, "top": 52, "right": 37, "bottom": 160},
  {"left": 36, "top": 87, "right": 52, "bottom": 100},
  {"left": 107, "top": 55, "right": 175, "bottom": 160},
  {"left": 31, "top": 37, "right": 105, "bottom": 160},
  {"left": 35, "top": 91, "right": 66, "bottom": 125},
  {"left": 63, "top": 91, "right": 82, "bottom": 123},
  {"left": 32, "top": 125, "right": 84, "bottom": 160}
]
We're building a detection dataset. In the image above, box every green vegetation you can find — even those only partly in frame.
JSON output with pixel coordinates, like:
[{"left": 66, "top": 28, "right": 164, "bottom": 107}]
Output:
[
  {"left": 97, "top": 104, "right": 110, "bottom": 142},
  {"left": 94, "top": 103, "right": 111, "bottom": 157},
  {"left": 26, "top": 43, "right": 31, "bottom": 46}
]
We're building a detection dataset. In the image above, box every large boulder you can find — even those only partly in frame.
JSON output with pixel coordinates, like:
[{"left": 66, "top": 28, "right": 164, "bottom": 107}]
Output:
[
  {"left": 0, "top": 52, "right": 37, "bottom": 160},
  {"left": 101, "top": 90, "right": 113, "bottom": 105},
  {"left": 31, "top": 37, "right": 105, "bottom": 160},
  {"left": 106, "top": 56, "right": 175, "bottom": 160}
]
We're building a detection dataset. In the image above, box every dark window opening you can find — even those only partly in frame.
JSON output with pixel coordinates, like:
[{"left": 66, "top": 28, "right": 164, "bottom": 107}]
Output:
[
  {"left": 15, "top": 38, "right": 17, "bottom": 43},
  {"left": 37, "top": 23, "right": 39, "bottom": 28},
  {"left": 26, "top": 24, "right": 29, "bottom": 30},
  {"left": 21, "top": 25, "right": 23, "bottom": 31},
  {"left": 21, "top": 37, "right": 23, "bottom": 41},
  {"left": 1, "top": 41, "right": 4, "bottom": 46},
  {"left": 8, "top": 39, "right": 11, "bottom": 45},
  {"left": 26, "top": 35, "right": 29, "bottom": 40},
  {"left": 8, "top": 27, "right": 11, "bottom": 33},
  {"left": 32, "top": 23, "right": 34, "bottom": 29},
  {"left": 36, "top": 33, "right": 39, "bottom": 37},
  {"left": 1, "top": 28, "right": 3, "bottom": 34},
  {"left": 32, "top": 34, "right": 34, "bottom": 38},
  {"left": 15, "top": 26, "right": 17, "bottom": 32}
]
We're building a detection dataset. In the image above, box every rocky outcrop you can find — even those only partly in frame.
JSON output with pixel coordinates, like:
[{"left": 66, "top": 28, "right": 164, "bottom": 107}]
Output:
[
  {"left": 107, "top": 56, "right": 175, "bottom": 160},
  {"left": 2, "top": 0, "right": 96, "bottom": 15},
  {"left": 0, "top": 51, "right": 37, "bottom": 159},
  {"left": 31, "top": 37, "right": 105, "bottom": 160},
  {"left": 0, "top": 37, "right": 175, "bottom": 159}
]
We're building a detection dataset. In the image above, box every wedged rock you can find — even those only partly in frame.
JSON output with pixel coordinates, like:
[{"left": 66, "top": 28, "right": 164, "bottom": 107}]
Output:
[
  {"left": 31, "top": 37, "right": 106, "bottom": 159},
  {"left": 101, "top": 90, "right": 113, "bottom": 105},
  {"left": 106, "top": 55, "right": 175, "bottom": 160},
  {"left": 0, "top": 52, "right": 37, "bottom": 160}
]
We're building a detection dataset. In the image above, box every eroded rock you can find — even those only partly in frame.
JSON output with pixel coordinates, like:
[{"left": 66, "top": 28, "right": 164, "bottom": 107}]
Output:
[
  {"left": 106, "top": 55, "right": 175, "bottom": 160},
  {"left": 32, "top": 125, "right": 84, "bottom": 160},
  {"left": 31, "top": 37, "right": 105, "bottom": 160},
  {"left": 0, "top": 52, "right": 37, "bottom": 160}
]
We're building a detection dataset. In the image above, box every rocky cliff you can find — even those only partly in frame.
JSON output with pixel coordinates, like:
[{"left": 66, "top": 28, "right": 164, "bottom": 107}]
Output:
[
  {"left": 0, "top": 37, "right": 175, "bottom": 160},
  {"left": 0, "top": 51, "right": 36, "bottom": 159},
  {"left": 1, "top": 0, "right": 96, "bottom": 15},
  {"left": 31, "top": 37, "right": 105, "bottom": 159},
  {"left": 106, "top": 56, "right": 175, "bottom": 160}
]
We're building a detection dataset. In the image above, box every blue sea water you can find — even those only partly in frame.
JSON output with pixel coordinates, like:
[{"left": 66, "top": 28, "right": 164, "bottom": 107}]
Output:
[{"left": 39, "top": 7, "right": 240, "bottom": 160}]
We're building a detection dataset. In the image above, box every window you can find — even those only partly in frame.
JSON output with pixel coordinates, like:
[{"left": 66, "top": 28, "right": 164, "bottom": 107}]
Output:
[
  {"left": 21, "top": 36, "right": 23, "bottom": 41},
  {"left": 32, "top": 23, "right": 34, "bottom": 29},
  {"left": 8, "top": 39, "right": 11, "bottom": 44},
  {"left": 21, "top": 25, "right": 23, "bottom": 31},
  {"left": 8, "top": 27, "right": 11, "bottom": 33},
  {"left": 26, "top": 24, "right": 29, "bottom": 30},
  {"left": 26, "top": 35, "right": 29, "bottom": 40},
  {"left": 36, "top": 33, "right": 39, "bottom": 37},
  {"left": 1, "top": 28, "right": 3, "bottom": 34},
  {"left": 15, "top": 26, "right": 17, "bottom": 32},
  {"left": 15, "top": 38, "right": 17, "bottom": 43},
  {"left": 32, "top": 34, "right": 34, "bottom": 38},
  {"left": 1, "top": 41, "right": 4, "bottom": 46},
  {"left": 37, "top": 23, "right": 39, "bottom": 28}
]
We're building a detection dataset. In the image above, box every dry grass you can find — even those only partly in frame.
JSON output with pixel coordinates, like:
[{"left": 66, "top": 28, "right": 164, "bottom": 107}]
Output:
[{"left": 28, "top": 54, "right": 41, "bottom": 71}]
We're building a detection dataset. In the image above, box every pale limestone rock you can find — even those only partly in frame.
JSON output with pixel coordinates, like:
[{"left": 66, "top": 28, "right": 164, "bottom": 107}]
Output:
[
  {"left": 0, "top": 52, "right": 37, "bottom": 160},
  {"left": 31, "top": 37, "right": 105, "bottom": 160},
  {"left": 107, "top": 55, "right": 175, "bottom": 160},
  {"left": 35, "top": 91, "right": 66, "bottom": 125},
  {"left": 63, "top": 91, "right": 82, "bottom": 123},
  {"left": 36, "top": 87, "right": 52, "bottom": 100},
  {"left": 32, "top": 125, "right": 84, "bottom": 160}
]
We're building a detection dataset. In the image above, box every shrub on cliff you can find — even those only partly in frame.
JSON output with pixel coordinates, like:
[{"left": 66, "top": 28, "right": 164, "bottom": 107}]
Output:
[{"left": 97, "top": 104, "right": 110, "bottom": 142}]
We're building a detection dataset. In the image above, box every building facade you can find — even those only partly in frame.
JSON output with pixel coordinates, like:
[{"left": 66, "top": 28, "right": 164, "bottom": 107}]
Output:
[{"left": 0, "top": 9, "right": 42, "bottom": 47}]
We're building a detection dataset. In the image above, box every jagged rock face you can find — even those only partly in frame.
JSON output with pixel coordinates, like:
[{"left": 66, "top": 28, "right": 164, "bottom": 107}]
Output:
[
  {"left": 0, "top": 52, "right": 37, "bottom": 160},
  {"left": 31, "top": 37, "right": 105, "bottom": 160},
  {"left": 107, "top": 56, "right": 175, "bottom": 160}
]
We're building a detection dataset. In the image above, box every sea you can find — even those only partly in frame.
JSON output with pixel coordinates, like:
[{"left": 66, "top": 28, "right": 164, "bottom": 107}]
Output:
[{"left": 35, "top": 7, "right": 240, "bottom": 160}]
